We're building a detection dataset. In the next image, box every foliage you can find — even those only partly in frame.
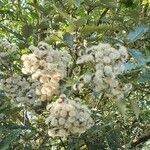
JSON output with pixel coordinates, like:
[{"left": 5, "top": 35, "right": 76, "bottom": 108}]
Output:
[{"left": 0, "top": 0, "right": 150, "bottom": 149}]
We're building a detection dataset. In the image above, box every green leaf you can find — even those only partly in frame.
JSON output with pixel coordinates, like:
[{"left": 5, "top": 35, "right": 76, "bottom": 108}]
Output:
[
  {"left": 106, "top": 128, "right": 121, "bottom": 150},
  {"left": 67, "top": 134, "right": 84, "bottom": 150},
  {"left": 73, "top": 18, "right": 87, "bottom": 28},
  {"left": 67, "top": 18, "right": 87, "bottom": 32},
  {"left": 124, "top": 62, "right": 136, "bottom": 71},
  {"left": 81, "top": 24, "right": 112, "bottom": 34},
  {"left": 129, "top": 49, "right": 147, "bottom": 64},
  {"left": 53, "top": 4, "right": 71, "bottom": 20},
  {"left": 127, "top": 24, "right": 149, "bottom": 41},
  {"left": 21, "top": 24, "right": 33, "bottom": 38},
  {"left": 63, "top": 32, "right": 74, "bottom": 48},
  {"left": 138, "top": 69, "right": 150, "bottom": 82},
  {"left": 73, "top": 0, "right": 84, "bottom": 7},
  {"left": 0, "top": 129, "right": 21, "bottom": 150},
  {"left": 131, "top": 99, "right": 140, "bottom": 119},
  {"left": 115, "top": 100, "right": 127, "bottom": 121},
  {"left": 82, "top": 125, "right": 108, "bottom": 150}
]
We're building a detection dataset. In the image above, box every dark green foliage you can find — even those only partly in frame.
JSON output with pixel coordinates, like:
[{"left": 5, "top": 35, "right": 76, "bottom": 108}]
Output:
[{"left": 0, "top": 129, "right": 21, "bottom": 150}]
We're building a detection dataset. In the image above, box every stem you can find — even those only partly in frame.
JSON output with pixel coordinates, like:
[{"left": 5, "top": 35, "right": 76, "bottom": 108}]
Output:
[
  {"left": 59, "top": 137, "right": 67, "bottom": 150},
  {"left": 97, "top": 8, "right": 109, "bottom": 26},
  {"left": 130, "top": 133, "right": 150, "bottom": 148}
]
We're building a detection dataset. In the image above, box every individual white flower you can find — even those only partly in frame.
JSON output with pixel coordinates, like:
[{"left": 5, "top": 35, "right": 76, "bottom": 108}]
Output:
[
  {"left": 58, "top": 118, "right": 66, "bottom": 125},
  {"left": 116, "top": 93, "right": 124, "bottom": 100},
  {"left": 113, "top": 50, "right": 120, "bottom": 59},
  {"left": 95, "top": 69, "right": 104, "bottom": 77},
  {"left": 21, "top": 68, "right": 28, "bottom": 74},
  {"left": 21, "top": 54, "right": 29, "bottom": 61},
  {"left": 94, "top": 76, "right": 104, "bottom": 85},
  {"left": 65, "top": 121, "right": 72, "bottom": 128},
  {"left": 41, "top": 94, "right": 47, "bottom": 101},
  {"left": 38, "top": 41, "right": 50, "bottom": 50},
  {"left": 97, "top": 43, "right": 111, "bottom": 51},
  {"left": 83, "top": 74, "right": 92, "bottom": 83},
  {"left": 113, "top": 64, "right": 125, "bottom": 75},
  {"left": 95, "top": 51, "right": 103, "bottom": 59},
  {"left": 30, "top": 65, "right": 39, "bottom": 72},
  {"left": 35, "top": 88, "right": 41, "bottom": 95},
  {"left": 68, "top": 117, "right": 76, "bottom": 123},
  {"left": 111, "top": 88, "right": 121, "bottom": 96},
  {"left": 48, "top": 129, "right": 56, "bottom": 137},
  {"left": 57, "top": 129, "right": 68, "bottom": 137},
  {"left": 60, "top": 110, "right": 67, "bottom": 117},
  {"left": 118, "top": 45, "right": 128, "bottom": 57},
  {"left": 104, "top": 65, "right": 112, "bottom": 76},
  {"left": 109, "top": 52, "right": 116, "bottom": 60},
  {"left": 109, "top": 79, "right": 119, "bottom": 87},
  {"left": 95, "top": 63, "right": 104, "bottom": 70},
  {"left": 76, "top": 54, "right": 94, "bottom": 64},
  {"left": 103, "top": 56, "right": 111, "bottom": 64},
  {"left": 69, "top": 110, "right": 76, "bottom": 117},
  {"left": 31, "top": 70, "right": 42, "bottom": 80}
]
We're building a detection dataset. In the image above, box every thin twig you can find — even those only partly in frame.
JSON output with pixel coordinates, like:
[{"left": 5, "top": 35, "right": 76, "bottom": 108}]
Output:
[
  {"left": 97, "top": 8, "right": 109, "bottom": 26},
  {"left": 59, "top": 137, "right": 67, "bottom": 150},
  {"left": 130, "top": 133, "right": 150, "bottom": 148}
]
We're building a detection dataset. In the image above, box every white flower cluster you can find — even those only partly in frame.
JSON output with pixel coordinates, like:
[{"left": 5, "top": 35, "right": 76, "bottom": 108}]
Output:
[
  {"left": 0, "top": 74, "right": 41, "bottom": 106},
  {"left": 142, "top": 140, "right": 150, "bottom": 150},
  {"left": 45, "top": 94, "right": 94, "bottom": 138},
  {"left": 0, "top": 39, "right": 18, "bottom": 55},
  {"left": 77, "top": 43, "right": 132, "bottom": 100},
  {"left": 0, "top": 39, "right": 19, "bottom": 67},
  {"left": 21, "top": 42, "right": 71, "bottom": 100}
]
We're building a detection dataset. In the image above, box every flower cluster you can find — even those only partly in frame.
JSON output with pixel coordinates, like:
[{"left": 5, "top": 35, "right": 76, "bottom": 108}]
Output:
[
  {"left": 0, "top": 74, "right": 41, "bottom": 106},
  {"left": 0, "top": 38, "right": 19, "bottom": 67},
  {"left": 45, "top": 94, "right": 94, "bottom": 138},
  {"left": 77, "top": 43, "right": 132, "bottom": 100},
  {"left": 21, "top": 42, "right": 71, "bottom": 100},
  {"left": 0, "top": 38, "right": 18, "bottom": 55}
]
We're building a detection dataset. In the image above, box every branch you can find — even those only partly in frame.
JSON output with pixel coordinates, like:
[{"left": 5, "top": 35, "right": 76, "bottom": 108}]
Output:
[
  {"left": 97, "top": 8, "right": 109, "bottom": 26},
  {"left": 130, "top": 133, "right": 150, "bottom": 148}
]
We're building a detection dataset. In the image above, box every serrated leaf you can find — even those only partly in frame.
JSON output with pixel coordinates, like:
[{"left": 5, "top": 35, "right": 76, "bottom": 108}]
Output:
[
  {"left": 63, "top": 32, "right": 74, "bottom": 48},
  {"left": 124, "top": 62, "right": 136, "bottom": 71},
  {"left": 127, "top": 24, "right": 149, "bottom": 41},
  {"left": 129, "top": 49, "right": 147, "bottom": 64},
  {"left": 106, "top": 128, "right": 121, "bottom": 150}
]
